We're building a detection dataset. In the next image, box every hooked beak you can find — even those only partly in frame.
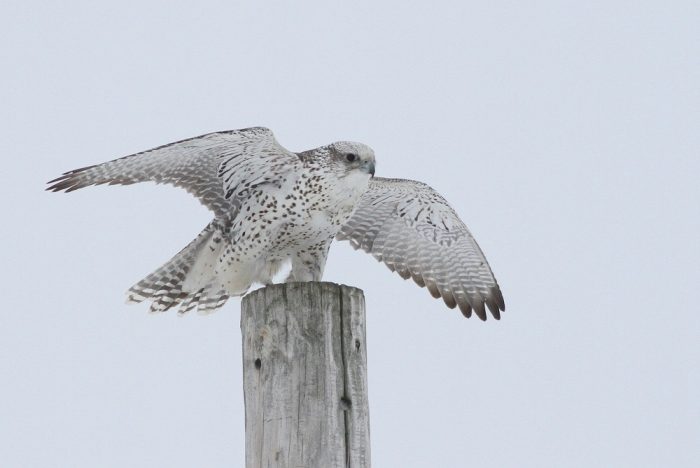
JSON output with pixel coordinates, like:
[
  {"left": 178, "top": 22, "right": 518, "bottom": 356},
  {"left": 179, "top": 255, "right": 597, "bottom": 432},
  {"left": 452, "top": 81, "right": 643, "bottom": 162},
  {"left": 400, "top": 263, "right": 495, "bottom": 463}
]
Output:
[{"left": 362, "top": 160, "right": 376, "bottom": 177}]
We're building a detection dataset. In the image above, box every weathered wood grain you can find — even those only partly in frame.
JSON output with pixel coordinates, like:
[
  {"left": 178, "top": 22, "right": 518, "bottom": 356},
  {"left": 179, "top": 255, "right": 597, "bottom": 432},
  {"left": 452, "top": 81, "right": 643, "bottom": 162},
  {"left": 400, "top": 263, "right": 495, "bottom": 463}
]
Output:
[{"left": 241, "top": 282, "right": 371, "bottom": 468}]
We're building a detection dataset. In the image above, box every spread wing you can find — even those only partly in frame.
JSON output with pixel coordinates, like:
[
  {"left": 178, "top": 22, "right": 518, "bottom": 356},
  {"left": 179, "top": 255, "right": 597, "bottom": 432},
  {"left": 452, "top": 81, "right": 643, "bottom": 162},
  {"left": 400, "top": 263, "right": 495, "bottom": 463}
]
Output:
[
  {"left": 47, "top": 127, "right": 299, "bottom": 218},
  {"left": 337, "top": 177, "right": 505, "bottom": 320}
]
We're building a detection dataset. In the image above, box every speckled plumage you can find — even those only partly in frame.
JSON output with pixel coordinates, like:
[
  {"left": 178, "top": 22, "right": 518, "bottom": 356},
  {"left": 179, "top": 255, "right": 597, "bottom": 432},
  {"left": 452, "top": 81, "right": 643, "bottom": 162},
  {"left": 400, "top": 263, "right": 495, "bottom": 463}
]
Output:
[{"left": 48, "top": 127, "right": 505, "bottom": 319}]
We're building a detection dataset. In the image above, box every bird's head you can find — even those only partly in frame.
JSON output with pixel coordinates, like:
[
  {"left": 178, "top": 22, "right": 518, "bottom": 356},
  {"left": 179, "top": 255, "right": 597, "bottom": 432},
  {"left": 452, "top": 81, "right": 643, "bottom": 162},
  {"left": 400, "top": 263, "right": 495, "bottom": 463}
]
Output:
[{"left": 327, "top": 141, "right": 376, "bottom": 178}]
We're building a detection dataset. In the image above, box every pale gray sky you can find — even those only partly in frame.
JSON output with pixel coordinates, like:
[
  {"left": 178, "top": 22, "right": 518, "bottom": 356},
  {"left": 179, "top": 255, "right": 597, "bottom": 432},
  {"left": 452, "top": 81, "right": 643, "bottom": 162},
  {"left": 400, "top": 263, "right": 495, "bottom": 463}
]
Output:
[{"left": 2, "top": 1, "right": 698, "bottom": 467}]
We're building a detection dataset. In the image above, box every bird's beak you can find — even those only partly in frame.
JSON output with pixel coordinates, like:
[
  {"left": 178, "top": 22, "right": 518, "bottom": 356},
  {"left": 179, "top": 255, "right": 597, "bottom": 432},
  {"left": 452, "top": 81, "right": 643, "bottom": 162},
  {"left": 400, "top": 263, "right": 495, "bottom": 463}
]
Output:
[{"left": 362, "top": 160, "right": 376, "bottom": 177}]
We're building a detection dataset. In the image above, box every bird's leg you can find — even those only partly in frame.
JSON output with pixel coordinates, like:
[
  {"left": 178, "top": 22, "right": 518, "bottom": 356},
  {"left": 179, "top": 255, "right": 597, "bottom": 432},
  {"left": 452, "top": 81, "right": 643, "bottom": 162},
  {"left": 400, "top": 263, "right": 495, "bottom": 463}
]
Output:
[
  {"left": 258, "top": 259, "right": 284, "bottom": 285},
  {"left": 286, "top": 241, "right": 331, "bottom": 282}
]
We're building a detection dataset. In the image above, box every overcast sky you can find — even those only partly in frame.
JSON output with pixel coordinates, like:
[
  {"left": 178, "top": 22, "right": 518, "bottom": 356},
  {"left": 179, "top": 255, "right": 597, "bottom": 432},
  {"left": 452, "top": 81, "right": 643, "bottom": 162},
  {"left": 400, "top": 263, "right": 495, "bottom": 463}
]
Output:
[{"left": 2, "top": 1, "right": 698, "bottom": 467}]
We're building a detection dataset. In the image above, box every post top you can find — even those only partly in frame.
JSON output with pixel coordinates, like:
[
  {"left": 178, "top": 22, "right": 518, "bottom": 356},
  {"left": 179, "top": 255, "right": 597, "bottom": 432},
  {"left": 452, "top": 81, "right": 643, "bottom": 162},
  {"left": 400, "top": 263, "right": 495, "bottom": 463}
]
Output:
[{"left": 243, "top": 282, "right": 364, "bottom": 304}]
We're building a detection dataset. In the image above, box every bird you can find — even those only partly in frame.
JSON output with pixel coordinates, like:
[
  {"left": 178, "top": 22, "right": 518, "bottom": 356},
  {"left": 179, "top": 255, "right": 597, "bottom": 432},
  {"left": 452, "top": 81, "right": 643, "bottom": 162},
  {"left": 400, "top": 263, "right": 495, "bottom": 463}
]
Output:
[{"left": 47, "top": 127, "right": 505, "bottom": 320}]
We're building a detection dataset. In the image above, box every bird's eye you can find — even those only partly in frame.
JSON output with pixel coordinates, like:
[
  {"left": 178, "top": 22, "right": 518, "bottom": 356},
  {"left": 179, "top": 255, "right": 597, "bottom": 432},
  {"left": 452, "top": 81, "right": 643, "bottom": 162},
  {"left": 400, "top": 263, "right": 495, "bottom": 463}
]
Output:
[{"left": 346, "top": 153, "right": 357, "bottom": 162}]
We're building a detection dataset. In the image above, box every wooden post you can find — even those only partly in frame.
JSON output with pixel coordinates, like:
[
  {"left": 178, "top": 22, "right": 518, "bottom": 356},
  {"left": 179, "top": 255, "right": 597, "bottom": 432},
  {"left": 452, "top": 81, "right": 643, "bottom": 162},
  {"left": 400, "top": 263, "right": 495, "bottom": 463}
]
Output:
[{"left": 241, "top": 282, "right": 371, "bottom": 468}]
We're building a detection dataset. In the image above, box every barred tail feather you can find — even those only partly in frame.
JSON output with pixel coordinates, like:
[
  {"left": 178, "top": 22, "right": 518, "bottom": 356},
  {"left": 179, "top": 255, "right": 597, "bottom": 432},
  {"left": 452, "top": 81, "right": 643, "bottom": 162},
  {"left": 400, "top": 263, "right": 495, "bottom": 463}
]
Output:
[{"left": 126, "top": 221, "right": 232, "bottom": 315}]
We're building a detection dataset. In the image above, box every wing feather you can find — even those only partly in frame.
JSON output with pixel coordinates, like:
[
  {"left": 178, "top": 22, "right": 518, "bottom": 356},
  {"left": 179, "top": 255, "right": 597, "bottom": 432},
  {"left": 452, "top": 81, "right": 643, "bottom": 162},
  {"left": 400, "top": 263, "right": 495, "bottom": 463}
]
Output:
[
  {"left": 338, "top": 177, "right": 505, "bottom": 320},
  {"left": 47, "top": 127, "right": 298, "bottom": 218}
]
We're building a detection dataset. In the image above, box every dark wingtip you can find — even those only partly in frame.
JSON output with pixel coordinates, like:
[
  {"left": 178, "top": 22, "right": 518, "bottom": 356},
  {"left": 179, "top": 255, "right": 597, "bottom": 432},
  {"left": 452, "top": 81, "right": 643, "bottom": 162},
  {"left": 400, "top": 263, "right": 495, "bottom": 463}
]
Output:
[
  {"left": 46, "top": 174, "right": 68, "bottom": 191},
  {"left": 46, "top": 176, "right": 72, "bottom": 192},
  {"left": 397, "top": 268, "right": 411, "bottom": 280},
  {"left": 442, "top": 292, "right": 457, "bottom": 309},
  {"left": 472, "top": 300, "right": 487, "bottom": 321},
  {"left": 491, "top": 285, "right": 506, "bottom": 311},
  {"left": 426, "top": 283, "right": 442, "bottom": 299},
  {"left": 411, "top": 272, "right": 425, "bottom": 288},
  {"left": 458, "top": 300, "right": 472, "bottom": 318},
  {"left": 46, "top": 177, "right": 80, "bottom": 192},
  {"left": 46, "top": 165, "right": 96, "bottom": 193},
  {"left": 47, "top": 174, "right": 67, "bottom": 184},
  {"left": 486, "top": 298, "right": 501, "bottom": 320}
]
